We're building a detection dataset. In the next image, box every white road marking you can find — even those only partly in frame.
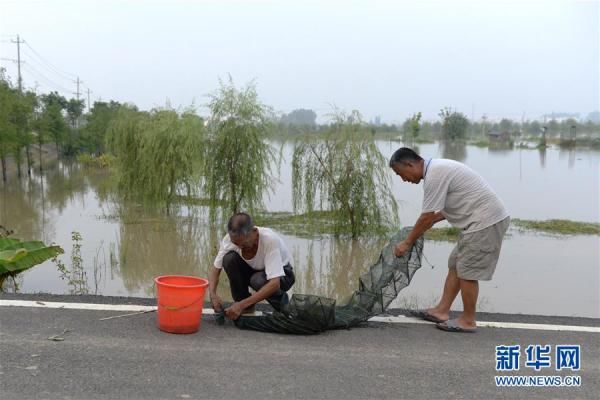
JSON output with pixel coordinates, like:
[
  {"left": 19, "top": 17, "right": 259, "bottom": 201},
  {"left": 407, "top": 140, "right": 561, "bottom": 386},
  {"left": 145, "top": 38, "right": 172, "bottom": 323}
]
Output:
[{"left": 1, "top": 300, "right": 598, "bottom": 333}]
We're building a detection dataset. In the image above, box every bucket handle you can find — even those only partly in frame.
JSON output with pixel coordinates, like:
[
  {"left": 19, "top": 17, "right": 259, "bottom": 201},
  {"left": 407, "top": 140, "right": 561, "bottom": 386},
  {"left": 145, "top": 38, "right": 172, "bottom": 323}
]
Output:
[{"left": 158, "top": 296, "right": 205, "bottom": 312}]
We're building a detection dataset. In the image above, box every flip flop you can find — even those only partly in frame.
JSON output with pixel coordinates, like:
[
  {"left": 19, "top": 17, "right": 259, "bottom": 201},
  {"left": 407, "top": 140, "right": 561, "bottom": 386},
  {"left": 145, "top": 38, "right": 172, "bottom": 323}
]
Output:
[
  {"left": 410, "top": 310, "right": 448, "bottom": 324},
  {"left": 436, "top": 318, "right": 477, "bottom": 333}
]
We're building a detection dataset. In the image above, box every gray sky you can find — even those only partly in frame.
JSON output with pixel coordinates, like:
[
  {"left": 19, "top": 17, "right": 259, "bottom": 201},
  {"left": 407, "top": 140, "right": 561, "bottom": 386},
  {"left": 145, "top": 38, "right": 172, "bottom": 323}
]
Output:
[{"left": 0, "top": 0, "right": 598, "bottom": 123}]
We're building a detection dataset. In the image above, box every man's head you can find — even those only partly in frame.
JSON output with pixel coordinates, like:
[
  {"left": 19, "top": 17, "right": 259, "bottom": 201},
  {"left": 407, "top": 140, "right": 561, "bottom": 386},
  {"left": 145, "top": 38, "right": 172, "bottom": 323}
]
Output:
[
  {"left": 227, "top": 212, "right": 258, "bottom": 249},
  {"left": 389, "top": 147, "right": 424, "bottom": 184}
]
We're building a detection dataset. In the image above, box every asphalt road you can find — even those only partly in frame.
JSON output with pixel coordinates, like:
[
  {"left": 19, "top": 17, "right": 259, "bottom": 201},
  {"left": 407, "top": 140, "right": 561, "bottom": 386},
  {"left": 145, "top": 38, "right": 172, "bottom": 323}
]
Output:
[{"left": 0, "top": 295, "right": 598, "bottom": 400}]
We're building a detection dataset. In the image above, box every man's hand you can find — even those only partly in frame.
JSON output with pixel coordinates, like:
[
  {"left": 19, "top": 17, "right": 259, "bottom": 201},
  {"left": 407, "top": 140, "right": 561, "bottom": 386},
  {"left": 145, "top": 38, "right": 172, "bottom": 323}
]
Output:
[
  {"left": 394, "top": 241, "right": 411, "bottom": 257},
  {"left": 224, "top": 302, "right": 244, "bottom": 320},
  {"left": 210, "top": 294, "right": 223, "bottom": 312}
]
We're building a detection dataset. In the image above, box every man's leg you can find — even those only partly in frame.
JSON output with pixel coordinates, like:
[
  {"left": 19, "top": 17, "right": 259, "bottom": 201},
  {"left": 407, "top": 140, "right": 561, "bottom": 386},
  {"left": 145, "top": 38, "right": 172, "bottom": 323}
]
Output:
[
  {"left": 221, "top": 251, "right": 254, "bottom": 302},
  {"left": 249, "top": 264, "right": 295, "bottom": 312},
  {"left": 451, "top": 218, "right": 509, "bottom": 329},
  {"left": 426, "top": 244, "right": 461, "bottom": 321},
  {"left": 427, "top": 267, "right": 460, "bottom": 321},
  {"left": 456, "top": 278, "right": 478, "bottom": 329}
]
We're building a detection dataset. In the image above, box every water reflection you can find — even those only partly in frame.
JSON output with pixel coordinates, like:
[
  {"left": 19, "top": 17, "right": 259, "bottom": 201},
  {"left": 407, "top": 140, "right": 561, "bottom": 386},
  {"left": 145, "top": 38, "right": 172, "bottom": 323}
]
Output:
[
  {"left": 558, "top": 147, "right": 577, "bottom": 169},
  {"left": 0, "top": 179, "right": 48, "bottom": 240},
  {"left": 117, "top": 211, "right": 218, "bottom": 296},
  {"left": 2, "top": 142, "right": 599, "bottom": 317},
  {"left": 44, "top": 161, "right": 114, "bottom": 211},
  {"left": 538, "top": 146, "right": 546, "bottom": 168},
  {"left": 438, "top": 140, "right": 467, "bottom": 162},
  {"left": 290, "top": 236, "right": 387, "bottom": 302}
]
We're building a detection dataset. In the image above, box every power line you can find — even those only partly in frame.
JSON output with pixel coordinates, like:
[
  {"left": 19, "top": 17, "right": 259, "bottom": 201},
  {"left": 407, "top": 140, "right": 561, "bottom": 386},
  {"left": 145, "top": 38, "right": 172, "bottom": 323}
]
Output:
[
  {"left": 21, "top": 63, "right": 73, "bottom": 94},
  {"left": 23, "top": 40, "right": 77, "bottom": 80},
  {"left": 20, "top": 47, "right": 74, "bottom": 83},
  {"left": 21, "top": 38, "right": 98, "bottom": 103}
]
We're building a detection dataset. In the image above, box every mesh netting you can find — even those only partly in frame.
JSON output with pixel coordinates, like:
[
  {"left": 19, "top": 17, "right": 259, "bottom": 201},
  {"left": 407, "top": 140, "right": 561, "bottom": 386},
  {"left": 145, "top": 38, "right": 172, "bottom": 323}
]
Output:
[{"left": 219, "top": 227, "right": 424, "bottom": 334}]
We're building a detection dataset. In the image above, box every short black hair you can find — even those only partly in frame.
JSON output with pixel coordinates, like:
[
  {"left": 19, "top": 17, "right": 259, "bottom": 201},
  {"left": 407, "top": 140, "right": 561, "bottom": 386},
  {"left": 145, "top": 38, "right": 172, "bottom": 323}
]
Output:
[
  {"left": 389, "top": 147, "right": 423, "bottom": 167},
  {"left": 227, "top": 212, "right": 254, "bottom": 236}
]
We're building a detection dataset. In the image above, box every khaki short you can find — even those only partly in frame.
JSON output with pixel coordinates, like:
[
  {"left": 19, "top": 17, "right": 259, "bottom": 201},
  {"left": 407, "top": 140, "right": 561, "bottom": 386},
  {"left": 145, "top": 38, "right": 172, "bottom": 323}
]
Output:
[{"left": 448, "top": 217, "right": 510, "bottom": 281}]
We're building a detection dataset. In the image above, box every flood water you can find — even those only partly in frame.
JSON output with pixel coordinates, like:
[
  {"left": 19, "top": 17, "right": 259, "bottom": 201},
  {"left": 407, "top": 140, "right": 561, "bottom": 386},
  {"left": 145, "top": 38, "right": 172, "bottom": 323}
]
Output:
[{"left": 2, "top": 141, "right": 599, "bottom": 318}]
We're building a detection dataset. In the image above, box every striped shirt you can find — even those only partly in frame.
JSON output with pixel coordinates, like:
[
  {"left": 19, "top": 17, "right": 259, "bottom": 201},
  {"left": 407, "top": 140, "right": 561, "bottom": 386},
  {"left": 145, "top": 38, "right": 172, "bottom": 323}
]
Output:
[{"left": 422, "top": 159, "right": 509, "bottom": 233}]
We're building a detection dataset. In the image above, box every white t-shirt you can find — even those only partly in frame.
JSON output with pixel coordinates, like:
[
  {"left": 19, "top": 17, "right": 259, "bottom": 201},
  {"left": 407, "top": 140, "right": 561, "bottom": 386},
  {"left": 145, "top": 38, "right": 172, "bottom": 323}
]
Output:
[
  {"left": 213, "top": 227, "right": 291, "bottom": 280},
  {"left": 422, "top": 159, "right": 509, "bottom": 233}
]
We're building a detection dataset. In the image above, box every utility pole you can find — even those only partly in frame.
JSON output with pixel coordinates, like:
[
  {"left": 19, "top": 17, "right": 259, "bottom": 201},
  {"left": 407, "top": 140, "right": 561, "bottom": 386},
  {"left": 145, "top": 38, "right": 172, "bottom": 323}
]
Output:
[
  {"left": 10, "top": 35, "right": 27, "bottom": 178},
  {"left": 75, "top": 76, "right": 81, "bottom": 101},
  {"left": 11, "top": 35, "right": 24, "bottom": 92},
  {"left": 87, "top": 88, "right": 91, "bottom": 112},
  {"left": 73, "top": 77, "right": 82, "bottom": 129}
]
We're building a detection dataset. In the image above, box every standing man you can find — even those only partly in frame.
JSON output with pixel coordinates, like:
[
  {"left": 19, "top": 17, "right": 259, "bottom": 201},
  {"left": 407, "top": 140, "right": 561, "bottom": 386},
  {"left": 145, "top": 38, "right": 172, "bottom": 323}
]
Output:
[
  {"left": 389, "top": 147, "right": 510, "bottom": 333},
  {"left": 208, "top": 212, "right": 295, "bottom": 320}
]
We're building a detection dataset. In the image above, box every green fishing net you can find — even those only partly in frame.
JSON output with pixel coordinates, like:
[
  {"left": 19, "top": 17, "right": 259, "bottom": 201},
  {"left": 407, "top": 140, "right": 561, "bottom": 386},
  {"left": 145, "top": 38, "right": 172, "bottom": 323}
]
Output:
[{"left": 217, "top": 227, "right": 424, "bottom": 334}]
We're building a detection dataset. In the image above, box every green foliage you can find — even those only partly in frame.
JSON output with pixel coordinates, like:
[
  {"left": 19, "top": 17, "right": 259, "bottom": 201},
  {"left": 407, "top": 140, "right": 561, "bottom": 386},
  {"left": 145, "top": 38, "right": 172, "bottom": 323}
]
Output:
[
  {"left": 0, "top": 70, "right": 39, "bottom": 179},
  {"left": 0, "top": 73, "right": 18, "bottom": 180},
  {"left": 62, "top": 98, "right": 86, "bottom": 156},
  {"left": 54, "top": 231, "right": 88, "bottom": 294},
  {"left": 76, "top": 153, "right": 115, "bottom": 168},
  {"left": 81, "top": 101, "right": 122, "bottom": 154},
  {"left": 11, "top": 90, "right": 37, "bottom": 175},
  {"left": 424, "top": 227, "right": 461, "bottom": 242},
  {"left": 255, "top": 210, "right": 340, "bottom": 238},
  {"left": 39, "top": 92, "right": 68, "bottom": 154},
  {"left": 512, "top": 219, "right": 600, "bottom": 235},
  {"left": 106, "top": 106, "right": 205, "bottom": 210},
  {"left": 0, "top": 237, "right": 64, "bottom": 291},
  {"left": 280, "top": 109, "right": 317, "bottom": 127},
  {"left": 439, "top": 107, "right": 469, "bottom": 140},
  {"left": 292, "top": 110, "right": 399, "bottom": 238},
  {"left": 204, "top": 77, "right": 274, "bottom": 215},
  {"left": 409, "top": 112, "right": 422, "bottom": 139},
  {"left": 66, "top": 99, "right": 85, "bottom": 129}
]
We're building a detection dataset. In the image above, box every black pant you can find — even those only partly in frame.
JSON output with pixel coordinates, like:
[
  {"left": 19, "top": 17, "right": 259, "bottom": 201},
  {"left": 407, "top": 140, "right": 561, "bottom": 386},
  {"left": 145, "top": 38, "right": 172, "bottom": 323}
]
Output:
[{"left": 222, "top": 251, "right": 295, "bottom": 312}]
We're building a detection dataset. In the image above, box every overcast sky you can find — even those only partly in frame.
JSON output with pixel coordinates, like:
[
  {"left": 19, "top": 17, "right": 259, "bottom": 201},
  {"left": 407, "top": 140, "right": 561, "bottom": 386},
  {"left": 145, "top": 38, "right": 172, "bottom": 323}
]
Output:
[{"left": 0, "top": 0, "right": 598, "bottom": 123}]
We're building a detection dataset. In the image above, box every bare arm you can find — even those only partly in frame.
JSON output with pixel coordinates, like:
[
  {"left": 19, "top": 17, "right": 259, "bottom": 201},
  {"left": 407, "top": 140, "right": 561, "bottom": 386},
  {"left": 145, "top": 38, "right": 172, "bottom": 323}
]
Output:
[
  {"left": 208, "top": 266, "right": 222, "bottom": 311},
  {"left": 394, "top": 211, "right": 445, "bottom": 257},
  {"left": 225, "top": 277, "right": 281, "bottom": 320}
]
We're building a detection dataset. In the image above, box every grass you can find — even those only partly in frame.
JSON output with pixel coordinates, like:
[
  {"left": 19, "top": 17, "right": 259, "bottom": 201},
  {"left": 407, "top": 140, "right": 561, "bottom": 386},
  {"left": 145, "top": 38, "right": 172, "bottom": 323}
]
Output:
[
  {"left": 257, "top": 212, "right": 464, "bottom": 241},
  {"left": 254, "top": 211, "right": 341, "bottom": 238},
  {"left": 512, "top": 219, "right": 600, "bottom": 235},
  {"left": 469, "top": 138, "right": 490, "bottom": 147},
  {"left": 76, "top": 153, "right": 115, "bottom": 168},
  {"left": 424, "top": 227, "right": 461, "bottom": 242},
  {"left": 424, "top": 219, "right": 599, "bottom": 241}
]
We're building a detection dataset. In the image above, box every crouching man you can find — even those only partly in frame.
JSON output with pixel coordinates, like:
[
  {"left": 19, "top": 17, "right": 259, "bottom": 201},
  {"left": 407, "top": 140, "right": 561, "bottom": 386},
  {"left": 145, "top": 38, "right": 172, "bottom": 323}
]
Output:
[{"left": 208, "top": 212, "right": 295, "bottom": 320}]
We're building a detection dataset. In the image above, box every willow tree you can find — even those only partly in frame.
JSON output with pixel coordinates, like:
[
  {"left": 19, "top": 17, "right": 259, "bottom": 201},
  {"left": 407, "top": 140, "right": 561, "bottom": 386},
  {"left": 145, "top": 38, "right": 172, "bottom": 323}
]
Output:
[
  {"left": 292, "top": 110, "right": 398, "bottom": 238},
  {"left": 106, "top": 106, "right": 204, "bottom": 211},
  {"left": 204, "top": 78, "right": 274, "bottom": 215}
]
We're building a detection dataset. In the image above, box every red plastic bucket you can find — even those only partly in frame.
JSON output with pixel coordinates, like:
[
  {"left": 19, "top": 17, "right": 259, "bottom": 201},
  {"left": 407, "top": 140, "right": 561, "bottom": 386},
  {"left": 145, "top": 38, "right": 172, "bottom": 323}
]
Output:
[{"left": 154, "top": 275, "right": 209, "bottom": 334}]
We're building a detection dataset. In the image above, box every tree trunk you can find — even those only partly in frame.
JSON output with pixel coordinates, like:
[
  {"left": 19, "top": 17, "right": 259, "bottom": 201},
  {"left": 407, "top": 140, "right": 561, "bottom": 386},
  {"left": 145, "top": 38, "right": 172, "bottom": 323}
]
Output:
[
  {"left": 38, "top": 142, "right": 43, "bottom": 173},
  {"left": 15, "top": 149, "right": 22, "bottom": 179},
  {"left": 230, "top": 171, "right": 237, "bottom": 215},
  {"left": 26, "top": 144, "right": 32, "bottom": 177},
  {"left": 1, "top": 155, "right": 6, "bottom": 182}
]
